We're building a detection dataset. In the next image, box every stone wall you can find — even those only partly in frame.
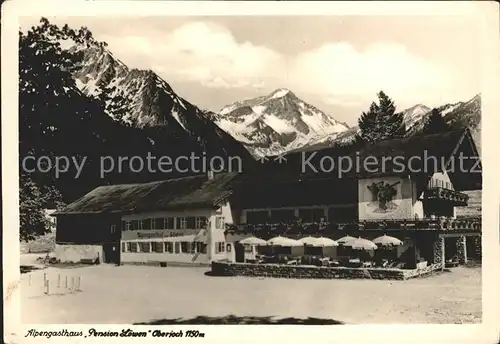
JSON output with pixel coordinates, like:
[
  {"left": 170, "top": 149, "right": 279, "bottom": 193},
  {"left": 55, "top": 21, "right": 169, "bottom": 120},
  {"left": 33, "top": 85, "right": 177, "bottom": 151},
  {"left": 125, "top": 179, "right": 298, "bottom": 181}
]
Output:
[
  {"left": 211, "top": 261, "right": 442, "bottom": 281},
  {"left": 432, "top": 237, "right": 445, "bottom": 266},
  {"left": 121, "top": 261, "right": 210, "bottom": 268},
  {"left": 455, "top": 235, "right": 467, "bottom": 264}
]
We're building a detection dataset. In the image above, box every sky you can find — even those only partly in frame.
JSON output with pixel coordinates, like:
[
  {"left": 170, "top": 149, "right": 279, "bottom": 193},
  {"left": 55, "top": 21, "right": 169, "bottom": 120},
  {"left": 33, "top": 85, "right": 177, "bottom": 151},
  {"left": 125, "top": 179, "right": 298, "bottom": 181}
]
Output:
[{"left": 21, "top": 15, "right": 482, "bottom": 126}]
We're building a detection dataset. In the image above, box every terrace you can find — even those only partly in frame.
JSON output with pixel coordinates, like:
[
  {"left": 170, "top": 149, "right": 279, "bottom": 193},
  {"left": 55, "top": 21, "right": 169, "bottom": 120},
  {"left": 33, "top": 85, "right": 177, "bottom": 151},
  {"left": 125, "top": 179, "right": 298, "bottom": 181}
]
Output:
[
  {"left": 225, "top": 218, "right": 482, "bottom": 238},
  {"left": 424, "top": 178, "right": 469, "bottom": 206}
]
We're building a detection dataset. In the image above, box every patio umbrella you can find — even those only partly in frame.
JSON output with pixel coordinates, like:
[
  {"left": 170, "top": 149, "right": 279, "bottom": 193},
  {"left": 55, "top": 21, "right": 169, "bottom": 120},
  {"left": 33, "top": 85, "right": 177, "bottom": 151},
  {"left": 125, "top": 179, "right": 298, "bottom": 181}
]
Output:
[
  {"left": 351, "top": 237, "right": 378, "bottom": 251},
  {"left": 266, "top": 236, "right": 302, "bottom": 247},
  {"left": 372, "top": 234, "right": 403, "bottom": 247},
  {"left": 298, "top": 236, "right": 320, "bottom": 246},
  {"left": 314, "top": 237, "right": 339, "bottom": 247},
  {"left": 240, "top": 236, "right": 267, "bottom": 246},
  {"left": 337, "top": 235, "right": 357, "bottom": 246}
]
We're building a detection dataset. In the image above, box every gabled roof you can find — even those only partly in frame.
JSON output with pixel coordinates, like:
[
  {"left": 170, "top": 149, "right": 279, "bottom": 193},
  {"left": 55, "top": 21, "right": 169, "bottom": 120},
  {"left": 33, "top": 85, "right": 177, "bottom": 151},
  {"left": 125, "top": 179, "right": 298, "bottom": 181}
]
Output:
[
  {"left": 53, "top": 172, "right": 238, "bottom": 216},
  {"left": 239, "top": 128, "right": 482, "bottom": 191}
]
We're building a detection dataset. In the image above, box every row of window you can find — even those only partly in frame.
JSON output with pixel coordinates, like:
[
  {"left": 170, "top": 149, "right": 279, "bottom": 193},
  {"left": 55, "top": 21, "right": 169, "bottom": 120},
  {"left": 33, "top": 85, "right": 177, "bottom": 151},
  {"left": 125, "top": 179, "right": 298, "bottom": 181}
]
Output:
[
  {"left": 119, "top": 216, "right": 225, "bottom": 231},
  {"left": 121, "top": 241, "right": 229, "bottom": 254},
  {"left": 427, "top": 178, "right": 453, "bottom": 190},
  {"left": 245, "top": 207, "right": 357, "bottom": 224}
]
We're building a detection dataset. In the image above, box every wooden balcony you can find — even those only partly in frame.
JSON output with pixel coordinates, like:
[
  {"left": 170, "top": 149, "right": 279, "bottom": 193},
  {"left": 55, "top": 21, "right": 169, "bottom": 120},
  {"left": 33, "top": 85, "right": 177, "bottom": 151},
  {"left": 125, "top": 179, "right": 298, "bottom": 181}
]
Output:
[
  {"left": 424, "top": 178, "right": 469, "bottom": 206},
  {"left": 226, "top": 218, "right": 481, "bottom": 237},
  {"left": 424, "top": 187, "right": 469, "bottom": 206}
]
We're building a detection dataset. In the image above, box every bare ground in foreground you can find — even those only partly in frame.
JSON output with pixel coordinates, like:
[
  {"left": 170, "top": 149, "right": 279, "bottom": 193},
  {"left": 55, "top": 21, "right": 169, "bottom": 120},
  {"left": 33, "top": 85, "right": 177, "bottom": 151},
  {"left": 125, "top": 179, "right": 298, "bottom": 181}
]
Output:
[{"left": 20, "top": 259, "right": 481, "bottom": 324}]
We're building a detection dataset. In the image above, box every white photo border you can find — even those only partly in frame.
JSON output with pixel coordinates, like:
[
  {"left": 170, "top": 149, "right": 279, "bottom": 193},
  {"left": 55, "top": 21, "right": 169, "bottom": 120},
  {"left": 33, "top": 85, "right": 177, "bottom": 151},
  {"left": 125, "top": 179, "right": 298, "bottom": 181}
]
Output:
[{"left": 2, "top": 1, "right": 500, "bottom": 343}]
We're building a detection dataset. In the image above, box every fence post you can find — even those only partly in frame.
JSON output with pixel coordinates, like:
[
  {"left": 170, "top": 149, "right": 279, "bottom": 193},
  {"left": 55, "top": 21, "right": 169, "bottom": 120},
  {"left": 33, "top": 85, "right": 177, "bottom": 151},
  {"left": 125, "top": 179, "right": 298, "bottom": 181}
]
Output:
[
  {"left": 57, "top": 274, "right": 61, "bottom": 288},
  {"left": 65, "top": 275, "right": 68, "bottom": 288},
  {"left": 44, "top": 280, "right": 49, "bottom": 295},
  {"left": 71, "top": 276, "right": 75, "bottom": 290}
]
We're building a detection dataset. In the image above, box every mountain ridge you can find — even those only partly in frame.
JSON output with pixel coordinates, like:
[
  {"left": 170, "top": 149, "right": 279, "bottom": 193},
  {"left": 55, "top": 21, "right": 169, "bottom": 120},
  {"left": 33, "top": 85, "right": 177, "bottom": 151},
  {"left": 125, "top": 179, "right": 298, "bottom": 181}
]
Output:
[
  {"left": 215, "top": 88, "right": 350, "bottom": 157},
  {"left": 52, "top": 25, "right": 252, "bottom": 161},
  {"left": 280, "top": 94, "right": 482, "bottom": 155}
]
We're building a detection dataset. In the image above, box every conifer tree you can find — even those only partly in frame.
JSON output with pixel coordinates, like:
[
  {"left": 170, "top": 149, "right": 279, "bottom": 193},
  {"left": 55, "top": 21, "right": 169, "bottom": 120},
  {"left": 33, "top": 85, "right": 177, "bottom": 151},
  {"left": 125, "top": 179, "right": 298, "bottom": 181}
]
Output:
[
  {"left": 422, "top": 108, "right": 449, "bottom": 134},
  {"left": 358, "top": 91, "right": 405, "bottom": 144}
]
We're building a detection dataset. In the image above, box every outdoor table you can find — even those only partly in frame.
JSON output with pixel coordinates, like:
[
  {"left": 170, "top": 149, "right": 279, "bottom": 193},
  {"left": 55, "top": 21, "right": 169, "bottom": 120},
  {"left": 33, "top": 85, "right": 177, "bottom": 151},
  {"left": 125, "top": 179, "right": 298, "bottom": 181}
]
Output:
[
  {"left": 328, "top": 260, "right": 340, "bottom": 267},
  {"left": 319, "top": 258, "right": 330, "bottom": 266},
  {"left": 348, "top": 258, "right": 362, "bottom": 268}
]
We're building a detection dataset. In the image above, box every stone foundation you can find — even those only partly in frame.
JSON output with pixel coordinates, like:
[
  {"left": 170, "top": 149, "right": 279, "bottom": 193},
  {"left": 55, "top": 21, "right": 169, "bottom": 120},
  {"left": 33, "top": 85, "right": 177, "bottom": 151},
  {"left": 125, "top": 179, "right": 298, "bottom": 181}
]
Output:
[
  {"left": 455, "top": 235, "right": 467, "bottom": 264},
  {"left": 121, "top": 261, "right": 210, "bottom": 268},
  {"left": 432, "top": 237, "right": 445, "bottom": 267},
  {"left": 54, "top": 244, "right": 103, "bottom": 263},
  {"left": 211, "top": 261, "right": 442, "bottom": 280}
]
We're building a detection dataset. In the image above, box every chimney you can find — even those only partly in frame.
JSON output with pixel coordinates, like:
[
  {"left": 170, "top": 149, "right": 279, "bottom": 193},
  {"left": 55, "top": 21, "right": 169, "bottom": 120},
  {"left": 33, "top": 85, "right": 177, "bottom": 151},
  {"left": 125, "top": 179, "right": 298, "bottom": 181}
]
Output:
[{"left": 207, "top": 170, "right": 214, "bottom": 181}]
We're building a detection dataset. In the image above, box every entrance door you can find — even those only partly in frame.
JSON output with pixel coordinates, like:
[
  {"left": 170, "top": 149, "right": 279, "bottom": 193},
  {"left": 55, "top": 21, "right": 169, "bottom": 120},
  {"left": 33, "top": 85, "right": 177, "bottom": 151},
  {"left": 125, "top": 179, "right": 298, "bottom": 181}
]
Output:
[
  {"left": 103, "top": 243, "right": 120, "bottom": 265},
  {"left": 234, "top": 242, "right": 245, "bottom": 263}
]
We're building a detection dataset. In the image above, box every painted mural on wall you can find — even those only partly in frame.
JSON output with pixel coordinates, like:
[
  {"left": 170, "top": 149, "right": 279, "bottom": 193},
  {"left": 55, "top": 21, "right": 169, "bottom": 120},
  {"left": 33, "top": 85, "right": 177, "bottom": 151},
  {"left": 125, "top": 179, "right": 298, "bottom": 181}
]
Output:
[
  {"left": 359, "top": 177, "right": 412, "bottom": 220},
  {"left": 367, "top": 181, "right": 401, "bottom": 213}
]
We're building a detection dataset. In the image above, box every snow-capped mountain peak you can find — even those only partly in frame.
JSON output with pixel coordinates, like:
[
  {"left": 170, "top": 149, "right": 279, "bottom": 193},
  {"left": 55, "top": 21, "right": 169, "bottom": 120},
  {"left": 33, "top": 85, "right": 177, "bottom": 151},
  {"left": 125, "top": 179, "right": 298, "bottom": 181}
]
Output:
[
  {"left": 34, "top": 19, "right": 251, "bottom": 160},
  {"left": 216, "top": 89, "right": 349, "bottom": 157},
  {"left": 270, "top": 88, "right": 291, "bottom": 99},
  {"left": 401, "top": 104, "right": 431, "bottom": 129}
]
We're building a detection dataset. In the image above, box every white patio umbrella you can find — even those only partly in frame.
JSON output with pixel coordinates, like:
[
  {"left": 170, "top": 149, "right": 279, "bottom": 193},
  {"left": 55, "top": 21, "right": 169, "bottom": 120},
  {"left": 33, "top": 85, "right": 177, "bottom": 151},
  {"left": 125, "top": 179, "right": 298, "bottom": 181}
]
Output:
[
  {"left": 372, "top": 234, "right": 403, "bottom": 247},
  {"left": 337, "top": 235, "right": 357, "bottom": 246},
  {"left": 298, "top": 236, "right": 320, "bottom": 246},
  {"left": 266, "top": 236, "right": 302, "bottom": 247},
  {"left": 351, "top": 237, "right": 378, "bottom": 251},
  {"left": 316, "top": 237, "right": 339, "bottom": 247},
  {"left": 299, "top": 236, "right": 339, "bottom": 247},
  {"left": 240, "top": 236, "right": 267, "bottom": 246}
]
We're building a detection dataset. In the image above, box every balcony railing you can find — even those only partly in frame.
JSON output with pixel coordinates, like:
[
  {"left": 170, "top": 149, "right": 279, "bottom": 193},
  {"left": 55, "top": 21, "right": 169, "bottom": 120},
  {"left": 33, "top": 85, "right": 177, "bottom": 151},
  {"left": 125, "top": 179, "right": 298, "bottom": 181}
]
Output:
[
  {"left": 424, "top": 187, "right": 469, "bottom": 206},
  {"left": 225, "top": 218, "right": 481, "bottom": 238},
  {"left": 425, "top": 178, "right": 469, "bottom": 206}
]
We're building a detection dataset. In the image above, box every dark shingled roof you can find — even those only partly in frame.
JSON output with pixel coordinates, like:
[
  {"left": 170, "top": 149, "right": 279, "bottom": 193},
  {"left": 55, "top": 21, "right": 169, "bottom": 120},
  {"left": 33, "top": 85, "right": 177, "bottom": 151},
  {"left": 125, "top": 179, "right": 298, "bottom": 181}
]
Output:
[
  {"left": 53, "top": 172, "right": 239, "bottom": 215},
  {"left": 238, "top": 128, "right": 481, "bottom": 190}
]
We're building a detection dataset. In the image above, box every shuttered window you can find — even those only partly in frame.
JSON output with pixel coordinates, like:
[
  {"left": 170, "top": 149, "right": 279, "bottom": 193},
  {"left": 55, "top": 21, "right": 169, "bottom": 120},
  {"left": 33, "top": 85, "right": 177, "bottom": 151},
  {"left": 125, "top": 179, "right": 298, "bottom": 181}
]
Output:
[
  {"left": 165, "top": 242, "right": 174, "bottom": 253},
  {"left": 138, "top": 242, "right": 150, "bottom": 253},
  {"left": 164, "top": 217, "right": 175, "bottom": 229},
  {"left": 142, "top": 218, "right": 152, "bottom": 230},
  {"left": 186, "top": 217, "right": 196, "bottom": 229},
  {"left": 153, "top": 242, "right": 164, "bottom": 253},
  {"left": 127, "top": 242, "right": 138, "bottom": 253},
  {"left": 195, "top": 216, "right": 207, "bottom": 229},
  {"left": 196, "top": 242, "right": 207, "bottom": 254},
  {"left": 178, "top": 217, "right": 187, "bottom": 229},
  {"left": 131, "top": 220, "right": 139, "bottom": 230}
]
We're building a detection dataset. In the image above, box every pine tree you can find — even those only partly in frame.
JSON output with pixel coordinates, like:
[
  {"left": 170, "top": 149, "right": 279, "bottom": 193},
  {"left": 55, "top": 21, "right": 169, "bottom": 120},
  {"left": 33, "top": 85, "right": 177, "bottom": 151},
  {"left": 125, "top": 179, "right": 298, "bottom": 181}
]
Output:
[
  {"left": 19, "top": 174, "right": 65, "bottom": 241},
  {"left": 422, "top": 108, "right": 449, "bottom": 134},
  {"left": 358, "top": 91, "right": 405, "bottom": 144}
]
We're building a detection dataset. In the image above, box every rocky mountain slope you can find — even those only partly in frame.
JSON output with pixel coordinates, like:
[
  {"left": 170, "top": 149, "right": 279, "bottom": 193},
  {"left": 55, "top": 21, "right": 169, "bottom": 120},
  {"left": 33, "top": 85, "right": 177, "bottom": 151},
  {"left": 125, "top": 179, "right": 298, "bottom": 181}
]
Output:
[
  {"left": 20, "top": 19, "right": 255, "bottom": 203},
  {"left": 405, "top": 95, "right": 481, "bottom": 153},
  {"left": 289, "top": 94, "right": 481, "bottom": 154},
  {"left": 55, "top": 23, "right": 251, "bottom": 161},
  {"left": 214, "top": 89, "right": 350, "bottom": 157}
]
